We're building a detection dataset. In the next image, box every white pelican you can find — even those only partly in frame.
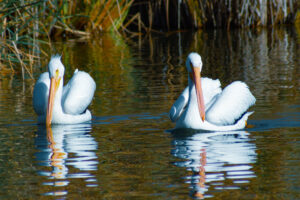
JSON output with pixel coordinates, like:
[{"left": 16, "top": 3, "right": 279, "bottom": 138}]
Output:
[
  {"left": 33, "top": 55, "right": 96, "bottom": 125},
  {"left": 169, "top": 52, "right": 256, "bottom": 131}
]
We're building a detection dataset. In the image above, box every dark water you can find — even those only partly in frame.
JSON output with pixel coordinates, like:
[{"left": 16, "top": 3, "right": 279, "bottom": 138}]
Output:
[{"left": 0, "top": 27, "right": 299, "bottom": 199}]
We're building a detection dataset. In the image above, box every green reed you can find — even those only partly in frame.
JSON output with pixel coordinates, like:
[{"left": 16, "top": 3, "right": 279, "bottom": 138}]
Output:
[{"left": 0, "top": 0, "right": 134, "bottom": 78}]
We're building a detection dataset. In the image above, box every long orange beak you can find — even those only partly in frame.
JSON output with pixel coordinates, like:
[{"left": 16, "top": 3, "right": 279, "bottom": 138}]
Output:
[
  {"left": 46, "top": 77, "right": 60, "bottom": 126},
  {"left": 191, "top": 67, "right": 205, "bottom": 121}
]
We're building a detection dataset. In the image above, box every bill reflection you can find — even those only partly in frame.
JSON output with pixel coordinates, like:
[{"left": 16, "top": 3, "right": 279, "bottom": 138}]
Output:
[
  {"left": 171, "top": 130, "right": 257, "bottom": 199},
  {"left": 35, "top": 124, "right": 98, "bottom": 196}
]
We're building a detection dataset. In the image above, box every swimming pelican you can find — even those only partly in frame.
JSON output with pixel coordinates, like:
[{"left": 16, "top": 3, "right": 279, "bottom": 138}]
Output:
[
  {"left": 33, "top": 55, "right": 96, "bottom": 125},
  {"left": 169, "top": 52, "right": 256, "bottom": 131}
]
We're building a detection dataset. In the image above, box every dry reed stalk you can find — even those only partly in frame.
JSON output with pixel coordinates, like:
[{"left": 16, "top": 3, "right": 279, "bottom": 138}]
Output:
[
  {"left": 0, "top": 0, "right": 55, "bottom": 79},
  {"left": 53, "top": 24, "right": 90, "bottom": 38},
  {"left": 128, "top": 0, "right": 298, "bottom": 31},
  {"left": 123, "top": 13, "right": 141, "bottom": 30},
  {"left": 165, "top": 0, "right": 170, "bottom": 31},
  {"left": 12, "top": 41, "right": 34, "bottom": 79}
]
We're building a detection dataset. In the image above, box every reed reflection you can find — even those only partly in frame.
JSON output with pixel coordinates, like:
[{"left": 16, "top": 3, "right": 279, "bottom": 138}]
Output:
[
  {"left": 171, "top": 130, "right": 257, "bottom": 199},
  {"left": 35, "top": 124, "right": 98, "bottom": 196}
]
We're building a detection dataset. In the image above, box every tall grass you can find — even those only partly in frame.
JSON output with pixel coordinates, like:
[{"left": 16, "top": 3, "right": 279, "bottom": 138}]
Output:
[
  {"left": 0, "top": 0, "right": 134, "bottom": 79},
  {"left": 1, "top": 0, "right": 48, "bottom": 79}
]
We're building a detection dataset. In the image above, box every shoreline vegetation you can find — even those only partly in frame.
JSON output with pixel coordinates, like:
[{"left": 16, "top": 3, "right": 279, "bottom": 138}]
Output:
[{"left": 0, "top": 0, "right": 299, "bottom": 79}]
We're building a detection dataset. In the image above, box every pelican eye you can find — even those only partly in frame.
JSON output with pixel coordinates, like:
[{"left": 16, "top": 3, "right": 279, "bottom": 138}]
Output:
[{"left": 55, "top": 69, "right": 59, "bottom": 78}]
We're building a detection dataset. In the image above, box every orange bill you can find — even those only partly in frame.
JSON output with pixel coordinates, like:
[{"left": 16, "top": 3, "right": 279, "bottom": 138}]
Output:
[
  {"left": 192, "top": 67, "right": 205, "bottom": 121},
  {"left": 46, "top": 77, "right": 60, "bottom": 126}
]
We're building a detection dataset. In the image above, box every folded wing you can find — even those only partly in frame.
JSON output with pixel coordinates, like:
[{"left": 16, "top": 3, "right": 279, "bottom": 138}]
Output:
[
  {"left": 33, "top": 72, "right": 50, "bottom": 116},
  {"left": 169, "top": 78, "right": 222, "bottom": 122},
  {"left": 206, "top": 81, "right": 256, "bottom": 126},
  {"left": 169, "top": 86, "right": 189, "bottom": 122},
  {"left": 62, "top": 70, "right": 96, "bottom": 115},
  {"left": 201, "top": 77, "right": 222, "bottom": 111}
]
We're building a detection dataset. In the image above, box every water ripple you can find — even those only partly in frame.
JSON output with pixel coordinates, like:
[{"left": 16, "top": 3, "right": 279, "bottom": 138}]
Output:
[
  {"left": 171, "top": 130, "right": 257, "bottom": 199},
  {"left": 35, "top": 123, "right": 98, "bottom": 196}
]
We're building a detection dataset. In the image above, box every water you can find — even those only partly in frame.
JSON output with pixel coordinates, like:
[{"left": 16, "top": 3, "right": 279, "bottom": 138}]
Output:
[{"left": 0, "top": 27, "right": 299, "bottom": 199}]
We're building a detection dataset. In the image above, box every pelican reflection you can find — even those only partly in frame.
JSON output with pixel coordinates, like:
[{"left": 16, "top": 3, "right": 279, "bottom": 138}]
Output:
[
  {"left": 35, "top": 124, "right": 98, "bottom": 196},
  {"left": 171, "top": 130, "right": 257, "bottom": 199}
]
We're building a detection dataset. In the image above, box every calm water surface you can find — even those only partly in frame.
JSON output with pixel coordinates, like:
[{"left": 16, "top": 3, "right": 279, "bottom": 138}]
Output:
[{"left": 0, "top": 27, "right": 299, "bottom": 199}]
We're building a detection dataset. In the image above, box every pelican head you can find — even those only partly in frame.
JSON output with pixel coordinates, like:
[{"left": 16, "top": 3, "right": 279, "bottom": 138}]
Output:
[
  {"left": 46, "top": 55, "right": 65, "bottom": 126},
  {"left": 186, "top": 52, "right": 202, "bottom": 72},
  {"left": 48, "top": 55, "right": 65, "bottom": 78},
  {"left": 186, "top": 52, "right": 205, "bottom": 121}
]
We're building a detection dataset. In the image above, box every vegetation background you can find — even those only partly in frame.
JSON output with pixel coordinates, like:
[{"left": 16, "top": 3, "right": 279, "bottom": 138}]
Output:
[{"left": 0, "top": 0, "right": 299, "bottom": 78}]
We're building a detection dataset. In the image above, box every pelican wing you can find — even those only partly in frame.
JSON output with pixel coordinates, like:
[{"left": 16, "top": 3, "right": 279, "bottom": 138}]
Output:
[
  {"left": 201, "top": 77, "right": 222, "bottom": 110},
  {"left": 170, "top": 78, "right": 221, "bottom": 122},
  {"left": 62, "top": 70, "right": 96, "bottom": 115},
  {"left": 169, "top": 86, "right": 189, "bottom": 122},
  {"left": 33, "top": 72, "right": 50, "bottom": 115},
  {"left": 206, "top": 81, "right": 256, "bottom": 126}
]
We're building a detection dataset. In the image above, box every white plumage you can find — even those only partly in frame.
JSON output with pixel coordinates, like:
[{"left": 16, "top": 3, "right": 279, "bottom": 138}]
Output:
[
  {"left": 169, "top": 52, "right": 255, "bottom": 131},
  {"left": 33, "top": 55, "right": 96, "bottom": 125},
  {"left": 206, "top": 81, "right": 255, "bottom": 125},
  {"left": 62, "top": 70, "right": 95, "bottom": 115}
]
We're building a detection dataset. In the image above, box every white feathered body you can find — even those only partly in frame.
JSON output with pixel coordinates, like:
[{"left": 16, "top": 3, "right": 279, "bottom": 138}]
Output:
[
  {"left": 62, "top": 70, "right": 95, "bottom": 115},
  {"left": 33, "top": 69, "right": 96, "bottom": 124},
  {"left": 170, "top": 77, "right": 255, "bottom": 131}
]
